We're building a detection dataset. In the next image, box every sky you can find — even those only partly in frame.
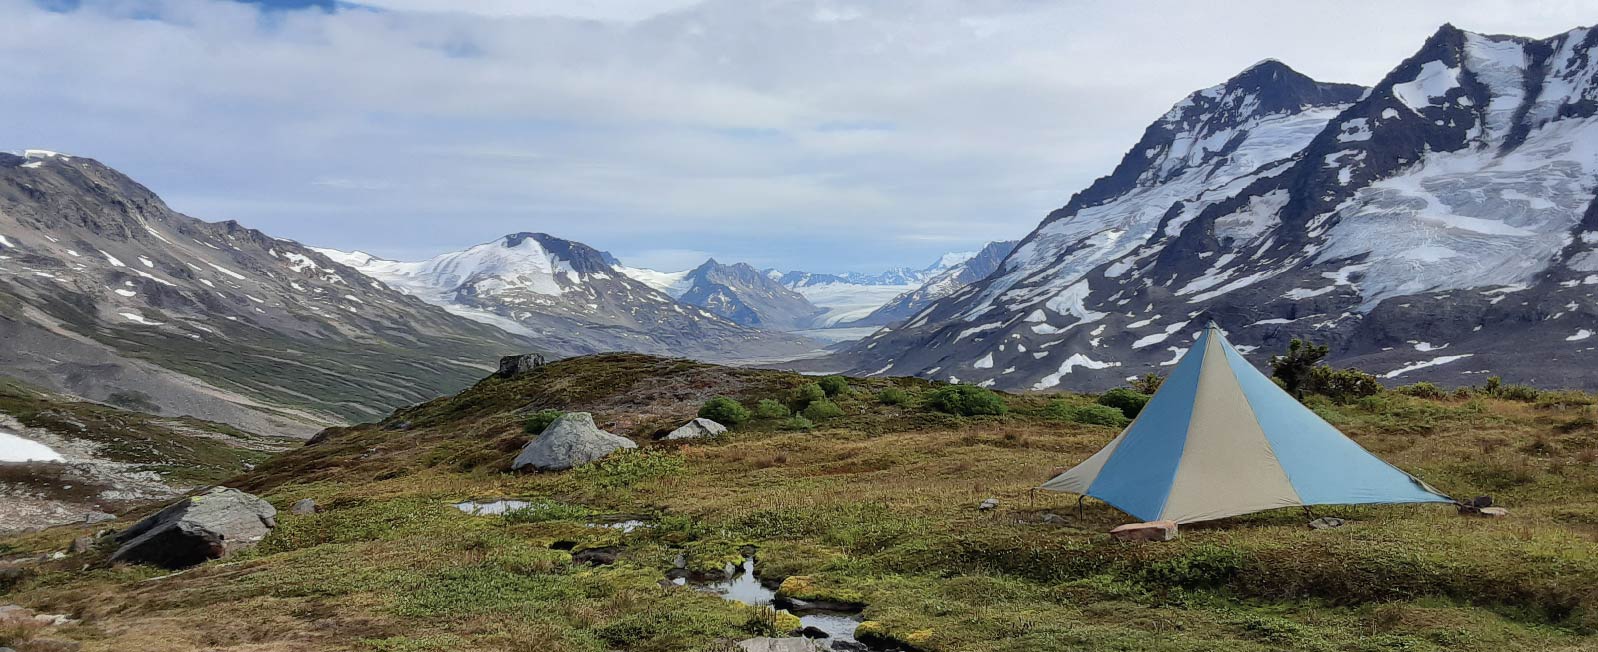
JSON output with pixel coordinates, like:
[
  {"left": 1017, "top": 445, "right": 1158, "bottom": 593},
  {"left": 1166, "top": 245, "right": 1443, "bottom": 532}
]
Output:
[{"left": 3, "top": 1, "right": 1593, "bottom": 273}]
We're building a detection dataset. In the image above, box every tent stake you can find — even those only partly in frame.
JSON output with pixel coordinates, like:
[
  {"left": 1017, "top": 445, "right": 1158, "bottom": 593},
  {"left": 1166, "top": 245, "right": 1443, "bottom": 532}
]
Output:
[
  {"left": 1076, "top": 495, "right": 1086, "bottom": 519},
  {"left": 1302, "top": 505, "right": 1317, "bottom": 521}
]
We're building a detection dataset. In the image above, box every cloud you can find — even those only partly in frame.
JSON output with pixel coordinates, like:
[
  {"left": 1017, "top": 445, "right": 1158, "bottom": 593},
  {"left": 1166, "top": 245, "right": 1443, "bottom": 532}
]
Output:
[{"left": 2, "top": 0, "right": 1592, "bottom": 272}]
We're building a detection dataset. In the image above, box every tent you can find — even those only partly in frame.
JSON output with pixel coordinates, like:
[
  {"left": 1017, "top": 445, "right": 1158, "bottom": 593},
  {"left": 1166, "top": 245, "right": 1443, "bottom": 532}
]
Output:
[{"left": 1041, "top": 322, "right": 1452, "bottom": 524}]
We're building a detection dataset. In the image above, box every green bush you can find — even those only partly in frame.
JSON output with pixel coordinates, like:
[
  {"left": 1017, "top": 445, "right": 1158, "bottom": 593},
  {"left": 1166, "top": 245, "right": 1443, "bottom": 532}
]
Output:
[
  {"left": 1044, "top": 401, "right": 1128, "bottom": 427},
  {"left": 927, "top": 385, "right": 1007, "bottom": 417},
  {"left": 877, "top": 387, "right": 911, "bottom": 406},
  {"left": 782, "top": 415, "right": 815, "bottom": 431},
  {"left": 698, "top": 396, "right": 751, "bottom": 425},
  {"left": 754, "top": 399, "right": 791, "bottom": 419},
  {"left": 1129, "top": 373, "right": 1164, "bottom": 395},
  {"left": 1270, "top": 338, "right": 1330, "bottom": 398},
  {"left": 570, "top": 450, "right": 685, "bottom": 489},
  {"left": 523, "top": 409, "right": 564, "bottom": 434},
  {"left": 818, "top": 375, "right": 851, "bottom": 397},
  {"left": 1096, "top": 388, "right": 1150, "bottom": 419},
  {"left": 801, "top": 398, "right": 844, "bottom": 420},
  {"left": 1498, "top": 384, "right": 1542, "bottom": 402},
  {"left": 1396, "top": 381, "right": 1446, "bottom": 399},
  {"left": 794, "top": 382, "right": 827, "bottom": 408},
  {"left": 1306, "top": 365, "right": 1384, "bottom": 403}
]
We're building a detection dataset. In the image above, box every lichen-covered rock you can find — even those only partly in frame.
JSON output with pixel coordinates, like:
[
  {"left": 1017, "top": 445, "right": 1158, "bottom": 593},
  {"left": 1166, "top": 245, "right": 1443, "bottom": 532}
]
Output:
[
  {"left": 290, "top": 498, "right": 320, "bottom": 515},
  {"left": 109, "top": 487, "right": 276, "bottom": 568},
  {"left": 511, "top": 412, "right": 637, "bottom": 472},
  {"left": 664, "top": 417, "right": 727, "bottom": 440},
  {"left": 496, "top": 353, "right": 547, "bottom": 378}
]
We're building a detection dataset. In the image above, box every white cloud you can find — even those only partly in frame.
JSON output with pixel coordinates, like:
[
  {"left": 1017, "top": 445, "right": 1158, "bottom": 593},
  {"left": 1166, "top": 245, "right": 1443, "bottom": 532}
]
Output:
[{"left": 1, "top": 0, "right": 1591, "bottom": 271}]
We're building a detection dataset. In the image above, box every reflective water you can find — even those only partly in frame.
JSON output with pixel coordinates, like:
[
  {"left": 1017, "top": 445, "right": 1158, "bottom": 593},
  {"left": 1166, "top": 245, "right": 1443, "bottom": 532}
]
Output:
[
  {"left": 702, "top": 556, "right": 862, "bottom": 643},
  {"left": 451, "top": 502, "right": 647, "bottom": 533}
]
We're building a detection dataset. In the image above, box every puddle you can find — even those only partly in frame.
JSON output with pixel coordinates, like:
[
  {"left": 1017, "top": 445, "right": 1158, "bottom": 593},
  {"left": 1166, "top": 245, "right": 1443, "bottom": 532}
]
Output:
[
  {"left": 700, "top": 556, "right": 862, "bottom": 645},
  {"left": 0, "top": 430, "right": 65, "bottom": 463},
  {"left": 453, "top": 499, "right": 531, "bottom": 515},
  {"left": 451, "top": 502, "right": 647, "bottom": 533}
]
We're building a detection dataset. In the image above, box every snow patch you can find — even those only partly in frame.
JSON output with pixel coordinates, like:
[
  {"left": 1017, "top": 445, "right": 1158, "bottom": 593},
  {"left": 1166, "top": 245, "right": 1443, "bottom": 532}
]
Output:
[
  {"left": 1032, "top": 354, "right": 1119, "bottom": 389},
  {"left": 1383, "top": 354, "right": 1473, "bottom": 379}
]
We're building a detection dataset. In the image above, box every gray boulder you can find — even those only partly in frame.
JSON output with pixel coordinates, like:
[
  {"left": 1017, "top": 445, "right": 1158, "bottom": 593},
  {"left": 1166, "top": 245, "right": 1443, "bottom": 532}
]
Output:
[
  {"left": 664, "top": 417, "right": 727, "bottom": 440},
  {"left": 290, "top": 498, "right": 320, "bottom": 515},
  {"left": 109, "top": 487, "right": 277, "bottom": 568},
  {"left": 737, "top": 638, "right": 827, "bottom": 652},
  {"left": 512, "top": 412, "right": 637, "bottom": 472}
]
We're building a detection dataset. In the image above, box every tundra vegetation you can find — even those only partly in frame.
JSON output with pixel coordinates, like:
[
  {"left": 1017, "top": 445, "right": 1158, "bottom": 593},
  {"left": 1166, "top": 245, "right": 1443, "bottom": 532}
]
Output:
[{"left": 1, "top": 353, "right": 1596, "bottom": 651}]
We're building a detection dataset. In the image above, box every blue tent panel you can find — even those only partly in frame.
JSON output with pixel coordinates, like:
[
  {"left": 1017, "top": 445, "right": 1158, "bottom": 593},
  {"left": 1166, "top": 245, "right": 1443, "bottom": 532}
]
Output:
[
  {"left": 1220, "top": 340, "right": 1452, "bottom": 506},
  {"left": 1085, "top": 328, "right": 1211, "bottom": 521}
]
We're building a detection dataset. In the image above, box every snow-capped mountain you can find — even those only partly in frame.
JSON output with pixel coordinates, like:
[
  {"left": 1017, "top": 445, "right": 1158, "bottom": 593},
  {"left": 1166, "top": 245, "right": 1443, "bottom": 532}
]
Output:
[
  {"left": 829, "top": 24, "right": 1598, "bottom": 391},
  {"left": 851, "top": 240, "right": 1018, "bottom": 328},
  {"left": 0, "top": 151, "right": 541, "bottom": 436},
  {"left": 674, "top": 259, "right": 822, "bottom": 330},
  {"left": 324, "top": 234, "right": 817, "bottom": 362}
]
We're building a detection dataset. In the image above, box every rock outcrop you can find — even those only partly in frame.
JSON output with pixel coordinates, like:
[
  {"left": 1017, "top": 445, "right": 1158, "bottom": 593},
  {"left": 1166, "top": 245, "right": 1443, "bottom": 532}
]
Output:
[
  {"left": 664, "top": 417, "right": 727, "bottom": 440},
  {"left": 109, "top": 487, "right": 277, "bottom": 568},
  {"left": 511, "top": 412, "right": 637, "bottom": 472}
]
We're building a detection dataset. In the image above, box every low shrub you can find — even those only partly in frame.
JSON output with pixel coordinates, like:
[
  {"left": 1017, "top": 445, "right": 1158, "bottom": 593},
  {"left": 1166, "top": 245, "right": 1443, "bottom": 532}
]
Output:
[
  {"left": 782, "top": 415, "right": 815, "bottom": 431},
  {"left": 523, "top": 409, "right": 564, "bottom": 434},
  {"left": 1498, "top": 384, "right": 1542, "bottom": 402},
  {"left": 1395, "top": 381, "right": 1446, "bottom": 399},
  {"left": 794, "top": 382, "right": 827, "bottom": 408},
  {"left": 818, "top": 375, "right": 850, "bottom": 397},
  {"left": 1306, "top": 365, "right": 1384, "bottom": 403},
  {"left": 801, "top": 398, "right": 844, "bottom": 421},
  {"left": 1043, "top": 401, "right": 1129, "bottom": 427},
  {"left": 877, "top": 387, "right": 911, "bottom": 406},
  {"left": 753, "top": 399, "right": 790, "bottom": 419},
  {"left": 570, "top": 450, "right": 685, "bottom": 489},
  {"left": 927, "top": 385, "right": 1007, "bottom": 417},
  {"left": 1096, "top": 388, "right": 1149, "bottom": 419},
  {"left": 699, "top": 397, "right": 751, "bottom": 425}
]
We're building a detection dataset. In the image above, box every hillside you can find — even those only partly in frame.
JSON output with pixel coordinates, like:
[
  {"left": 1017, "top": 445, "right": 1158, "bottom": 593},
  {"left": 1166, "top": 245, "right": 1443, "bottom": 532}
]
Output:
[
  {"left": 833, "top": 25, "right": 1598, "bottom": 392},
  {"left": 0, "top": 151, "right": 544, "bottom": 436},
  {"left": 1, "top": 354, "right": 1595, "bottom": 651},
  {"left": 0, "top": 376, "right": 292, "bottom": 533}
]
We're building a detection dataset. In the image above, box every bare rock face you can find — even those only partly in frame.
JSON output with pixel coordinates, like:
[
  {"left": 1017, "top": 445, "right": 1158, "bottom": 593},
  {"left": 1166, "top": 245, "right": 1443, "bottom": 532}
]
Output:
[
  {"left": 109, "top": 487, "right": 277, "bottom": 568},
  {"left": 497, "top": 353, "right": 547, "bottom": 378},
  {"left": 1109, "top": 520, "right": 1179, "bottom": 542},
  {"left": 511, "top": 412, "right": 637, "bottom": 472},
  {"left": 664, "top": 417, "right": 727, "bottom": 440}
]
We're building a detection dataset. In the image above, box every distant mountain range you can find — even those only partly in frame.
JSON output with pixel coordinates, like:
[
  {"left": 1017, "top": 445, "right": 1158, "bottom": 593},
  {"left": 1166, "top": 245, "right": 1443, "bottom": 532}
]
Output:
[
  {"left": 824, "top": 24, "right": 1598, "bottom": 391},
  {"left": 317, "top": 235, "right": 817, "bottom": 363}
]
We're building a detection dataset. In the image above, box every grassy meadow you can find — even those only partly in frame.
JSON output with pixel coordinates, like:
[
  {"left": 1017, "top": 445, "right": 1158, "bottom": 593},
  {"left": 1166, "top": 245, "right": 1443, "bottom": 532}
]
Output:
[{"left": 2, "top": 354, "right": 1596, "bottom": 651}]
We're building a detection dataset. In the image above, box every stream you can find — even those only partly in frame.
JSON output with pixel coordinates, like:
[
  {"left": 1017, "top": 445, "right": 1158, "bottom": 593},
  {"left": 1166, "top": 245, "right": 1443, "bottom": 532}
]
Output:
[
  {"left": 452, "top": 502, "right": 863, "bottom": 646},
  {"left": 701, "top": 556, "right": 863, "bottom": 645}
]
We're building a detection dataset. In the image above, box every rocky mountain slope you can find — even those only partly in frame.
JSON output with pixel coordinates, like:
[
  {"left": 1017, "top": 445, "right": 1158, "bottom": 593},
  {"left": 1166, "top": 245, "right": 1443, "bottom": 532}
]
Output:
[
  {"left": 0, "top": 151, "right": 544, "bottom": 435},
  {"left": 675, "top": 259, "right": 823, "bottom": 330},
  {"left": 851, "top": 240, "right": 1018, "bottom": 328},
  {"left": 321, "top": 234, "right": 817, "bottom": 362},
  {"left": 832, "top": 25, "right": 1598, "bottom": 391}
]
